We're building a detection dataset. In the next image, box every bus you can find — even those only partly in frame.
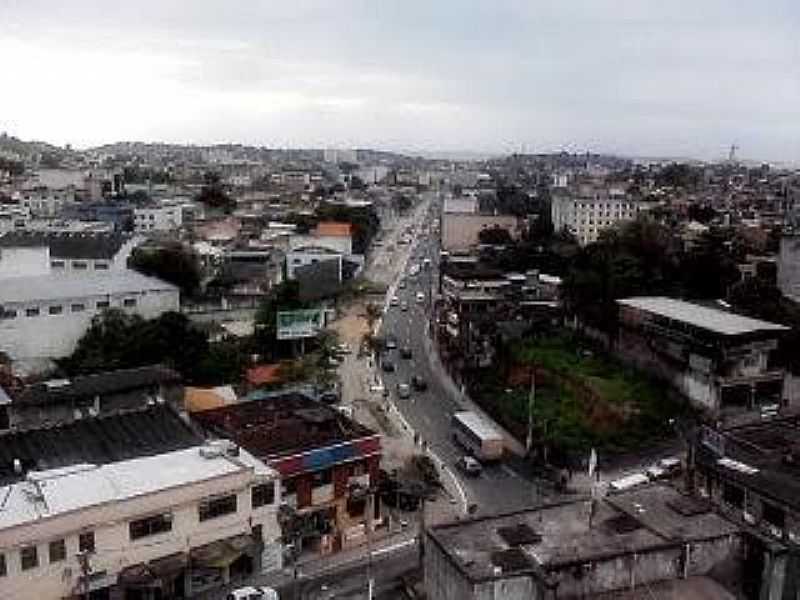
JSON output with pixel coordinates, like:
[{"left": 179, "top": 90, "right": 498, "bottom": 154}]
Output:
[{"left": 451, "top": 411, "right": 504, "bottom": 462}]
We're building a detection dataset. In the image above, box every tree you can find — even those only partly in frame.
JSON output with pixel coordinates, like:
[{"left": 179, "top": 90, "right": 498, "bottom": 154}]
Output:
[
  {"left": 478, "top": 226, "right": 513, "bottom": 246},
  {"left": 254, "top": 281, "right": 306, "bottom": 359},
  {"left": 196, "top": 171, "right": 235, "bottom": 213},
  {"left": 128, "top": 243, "right": 202, "bottom": 296}
]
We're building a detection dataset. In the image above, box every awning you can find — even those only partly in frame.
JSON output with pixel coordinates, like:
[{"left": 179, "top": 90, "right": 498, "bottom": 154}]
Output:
[
  {"left": 118, "top": 563, "right": 156, "bottom": 587},
  {"left": 191, "top": 535, "right": 254, "bottom": 569},
  {"left": 117, "top": 553, "right": 188, "bottom": 587},
  {"left": 149, "top": 552, "right": 188, "bottom": 579}
]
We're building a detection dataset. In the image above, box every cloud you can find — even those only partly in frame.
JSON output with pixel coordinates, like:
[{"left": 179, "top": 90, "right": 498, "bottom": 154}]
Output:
[{"left": 0, "top": 0, "right": 798, "bottom": 160}]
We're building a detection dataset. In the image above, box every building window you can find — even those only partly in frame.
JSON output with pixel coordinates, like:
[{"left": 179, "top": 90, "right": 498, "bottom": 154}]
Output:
[
  {"left": 0, "top": 553, "right": 5, "bottom": 577},
  {"left": 94, "top": 262, "right": 109, "bottom": 270},
  {"left": 198, "top": 495, "right": 237, "bottom": 522},
  {"left": 123, "top": 298, "right": 137, "bottom": 308},
  {"left": 73, "top": 262, "right": 88, "bottom": 270},
  {"left": 49, "top": 539, "right": 66, "bottom": 563},
  {"left": 20, "top": 545, "right": 38, "bottom": 571},
  {"left": 25, "top": 307, "right": 40, "bottom": 317},
  {"left": 722, "top": 483, "right": 745, "bottom": 509},
  {"left": 51, "top": 260, "right": 65, "bottom": 269},
  {"left": 79, "top": 531, "right": 95, "bottom": 554},
  {"left": 130, "top": 513, "right": 173, "bottom": 540},
  {"left": 252, "top": 482, "right": 275, "bottom": 508},
  {"left": 71, "top": 303, "right": 86, "bottom": 313},
  {"left": 763, "top": 502, "right": 785, "bottom": 528},
  {"left": 48, "top": 305, "right": 63, "bottom": 315},
  {"left": 96, "top": 301, "right": 110, "bottom": 310}
]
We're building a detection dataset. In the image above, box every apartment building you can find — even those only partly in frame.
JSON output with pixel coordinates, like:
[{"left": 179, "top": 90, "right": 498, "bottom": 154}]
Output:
[
  {"left": 550, "top": 189, "right": 639, "bottom": 245},
  {"left": 134, "top": 204, "right": 184, "bottom": 233}
]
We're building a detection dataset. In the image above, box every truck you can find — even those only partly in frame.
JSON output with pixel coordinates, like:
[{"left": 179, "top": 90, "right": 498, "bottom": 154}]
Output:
[{"left": 451, "top": 411, "right": 504, "bottom": 462}]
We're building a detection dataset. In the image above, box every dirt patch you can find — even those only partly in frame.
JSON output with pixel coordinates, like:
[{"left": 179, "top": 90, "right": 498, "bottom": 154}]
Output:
[{"left": 331, "top": 299, "right": 371, "bottom": 344}]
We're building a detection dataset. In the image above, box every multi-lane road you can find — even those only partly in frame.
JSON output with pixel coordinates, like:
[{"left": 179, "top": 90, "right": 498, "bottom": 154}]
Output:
[{"left": 375, "top": 196, "right": 546, "bottom": 516}]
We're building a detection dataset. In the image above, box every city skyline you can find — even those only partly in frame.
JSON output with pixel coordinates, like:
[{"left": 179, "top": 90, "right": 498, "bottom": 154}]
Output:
[{"left": 1, "top": 1, "right": 798, "bottom": 162}]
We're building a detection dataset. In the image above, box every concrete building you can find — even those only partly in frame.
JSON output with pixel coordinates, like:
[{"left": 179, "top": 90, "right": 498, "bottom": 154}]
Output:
[
  {"left": 0, "top": 438, "right": 281, "bottom": 600},
  {"left": 193, "top": 392, "right": 382, "bottom": 555},
  {"left": 551, "top": 190, "right": 639, "bottom": 245},
  {"left": 441, "top": 214, "right": 521, "bottom": 252},
  {"left": 778, "top": 233, "right": 800, "bottom": 303},
  {"left": 285, "top": 245, "right": 343, "bottom": 281},
  {"left": 615, "top": 297, "right": 789, "bottom": 422},
  {"left": 0, "top": 270, "right": 179, "bottom": 360},
  {"left": 425, "top": 484, "right": 743, "bottom": 600},
  {"left": 290, "top": 222, "right": 354, "bottom": 256},
  {"left": 134, "top": 204, "right": 184, "bottom": 233}
]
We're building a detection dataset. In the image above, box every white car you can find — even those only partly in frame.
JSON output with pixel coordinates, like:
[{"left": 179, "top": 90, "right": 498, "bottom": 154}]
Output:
[
  {"left": 390, "top": 296, "right": 400, "bottom": 307},
  {"left": 227, "top": 586, "right": 279, "bottom": 600},
  {"left": 416, "top": 292, "right": 425, "bottom": 304}
]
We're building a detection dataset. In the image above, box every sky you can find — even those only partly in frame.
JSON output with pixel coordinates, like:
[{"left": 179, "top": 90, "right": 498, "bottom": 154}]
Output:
[{"left": 1, "top": 0, "right": 799, "bottom": 161}]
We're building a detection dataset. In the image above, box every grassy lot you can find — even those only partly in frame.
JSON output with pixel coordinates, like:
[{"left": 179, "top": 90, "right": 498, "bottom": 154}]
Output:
[{"left": 470, "top": 333, "right": 692, "bottom": 457}]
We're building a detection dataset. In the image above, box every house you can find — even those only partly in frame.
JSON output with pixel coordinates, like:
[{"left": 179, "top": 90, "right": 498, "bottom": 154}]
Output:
[
  {"left": 0, "top": 231, "right": 140, "bottom": 278},
  {"left": 0, "top": 364, "right": 182, "bottom": 431},
  {"left": 550, "top": 189, "right": 639, "bottom": 246},
  {"left": 285, "top": 245, "right": 342, "bottom": 281},
  {"left": 0, "top": 270, "right": 180, "bottom": 360},
  {"left": 425, "top": 484, "right": 745, "bottom": 600},
  {"left": 192, "top": 392, "right": 382, "bottom": 555},
  {"left": 290, "top": 222, "right": 354, "bottom": 256},
  {"left": 615, "top": 297, "right": 789, "bottom": 422},
  {"left": 0, "top": 410, "right": 281, "bottom": 600}
]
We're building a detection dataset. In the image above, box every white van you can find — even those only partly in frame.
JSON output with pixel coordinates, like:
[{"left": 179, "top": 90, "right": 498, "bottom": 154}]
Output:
[{"left": 416, "top": 292, "right": 425, "bottom": 304}]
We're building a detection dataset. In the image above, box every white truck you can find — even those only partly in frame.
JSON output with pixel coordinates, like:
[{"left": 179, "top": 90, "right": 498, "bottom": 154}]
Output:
[{"left": 451, "top": 411, "right": 504, "bottom": 462}]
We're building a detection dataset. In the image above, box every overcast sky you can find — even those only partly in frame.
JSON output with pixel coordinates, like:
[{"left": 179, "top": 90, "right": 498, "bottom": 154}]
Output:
[{"left": 1, "top": 1, "right": 798, "bottom": 161}]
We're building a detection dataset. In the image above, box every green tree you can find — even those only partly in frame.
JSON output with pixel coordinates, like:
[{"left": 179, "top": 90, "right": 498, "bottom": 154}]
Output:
[
  {"left": 254, "top": 281, "right": 307, "bottom": 359},
  {"left": 128, "top": 243, "right": 202, "bottom": 297},
  {"left": 197, "top": 171, "right": 235, "bottom": 213}
]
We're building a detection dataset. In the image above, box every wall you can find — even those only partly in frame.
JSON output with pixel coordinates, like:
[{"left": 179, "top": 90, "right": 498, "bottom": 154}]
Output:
[
  {"left": 0, "top": 287, "right": 179, "bottom": 359},
  {"left": 441, "top": 214, "right": 520, "bottom": 252},
  {"left": 778, "top": 235, "right": 800, "bottom": 302},
  {"left": 0, "top": 246, "right": 50, "bottom": 279},
  {"left": 0, "top": 469, "right": 281, "bottom": 600}
]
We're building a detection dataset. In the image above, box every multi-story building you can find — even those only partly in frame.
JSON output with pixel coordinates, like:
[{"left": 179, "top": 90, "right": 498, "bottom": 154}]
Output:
[
  {"left": 134, "top": 204, "right": 184, "bottom": 233},
  {"left": 193, "top": 392, "right": 382, "bottom": 555},
  {"left": 0, "top": 270, "right": 179, "bottom": 359},
  {"left": 550, "top": 189, "right": 639, "bottom": 245},
  {"left": 615, "top": 297, "right": 789, "bottom": 422}
]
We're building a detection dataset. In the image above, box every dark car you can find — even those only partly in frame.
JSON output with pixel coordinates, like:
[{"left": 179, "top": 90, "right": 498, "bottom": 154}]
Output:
[
  {"left": 382, "top": 361, "right": 395, "bottom": 373},
  {"left": 400, "top": 346, "right": 413, "bottom": 359},
  {"left": 411, "top": 375, "right": 427, "bottom": 391}
]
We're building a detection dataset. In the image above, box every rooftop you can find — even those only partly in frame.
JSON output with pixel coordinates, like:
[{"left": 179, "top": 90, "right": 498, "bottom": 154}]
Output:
[
  {"left": 191, "top": 392, "right": 377, "bottom": 460},
  {"left": 0, "top": 404, "right": 202, "bottom": 485},
  {"left": 0, "top": 230, "right": 131, "bottom": 259},
  {"left": 314, "top": 221, "right": 353, "bottom": 238},
  {"left": 618, "top": 296, "right": 789, "bottom": 337},
  {"left": 0, "top": 444, "right": 273, "bottom": 531},
  {"left": 0, "top": 269, "right": 178, "bottom": 304},
  {"left": 428, "top": 484, "right": 738, "bottom": 583}
]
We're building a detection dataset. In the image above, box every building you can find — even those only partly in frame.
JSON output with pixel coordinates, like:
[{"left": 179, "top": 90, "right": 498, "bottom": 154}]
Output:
[
  {"left": 551, "top": 189, "right": 639, "bottom": 245},
  {"left": 192, "top": 392, "right": 382, "bottom": 555},
  {"left": 425, "top": 484, "right": 744, "bottom": 600},
  {"left": 134, "top": 204, "right": 184, "bottom": 233},
  {"left": 290, "top": 222, "right": 354, "bottom": 256},
  {"left": 615, "top": 297, "right": 789, "bottom": 422},
  {"left": 440, "top": 213, "right": 521, "bottom": 252},
  {"left": 778, "top": 232, "right": 800, "bottom": 303},
  {"left": 0, "top": 231, "right": 140, "bottom": 278},
  {"left": 285, "top": 245, "right": 343, "bottom": 281},
  {"left": 0, "top": 270, "right": 180, "bottom": 360},
  {"left": 0, "top": 364, "right": 182, "bottom": 431},
  {"left": 0, "top": 436, "right": 281, "bottom": 600}
]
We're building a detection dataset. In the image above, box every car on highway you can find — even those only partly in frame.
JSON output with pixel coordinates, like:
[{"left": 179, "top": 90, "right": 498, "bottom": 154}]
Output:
[
  {"left": 400, "top": 301, "right": 409, "bottom": 311},
  {"left": 411, "top": 375, "right": 428, "bottom": 391},
  {"left": 415, "top": 292, "right": 425, "bottom": 304},
  {"left": 398, "top": 279, "right": 406, "bottom": 289},
  {"left": 400, "top": 346, "right": 413, "bottom": 359},
  {"left": 457, "top": 456, "right": 482, "bottom": 477},
  {"left": 381, "top": 360, "right": 395, "bottom": 372},
  {"left": 385, "top": 335, "right": 398, "bottom": 350},
  {"left": 397, "top": 383, "right": 411, "bottom": 399},
  {"left": 390, "top": 296, "right": 399, "bottom": 307},
  {"left": 226, "top": 586, "right": 279, "bottom": 600}
]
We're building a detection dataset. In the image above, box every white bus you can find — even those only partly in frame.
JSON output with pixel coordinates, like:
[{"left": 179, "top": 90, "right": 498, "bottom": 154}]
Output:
[{"left": 451, "top": 411, "right": 504, "bottom": 462}]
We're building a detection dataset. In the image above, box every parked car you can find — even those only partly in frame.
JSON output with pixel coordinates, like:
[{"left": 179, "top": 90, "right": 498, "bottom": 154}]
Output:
[
  {"left": 382, "top": 361, "right": 395, "bottom": 373},
  {"left": 457, "top": 456, "right": 482, "bottom": 477},
  {"left": 400, "top": 346, "right": 413, "bottom": 359},
  {"left": 400, "top": 301, "right": 409, "bottom": 311},
  {"left": 416, "top": 292, "right": 425, "bottom": 303},
  {"left": 385, "top": 335, "right": 398, "bottom": 350},
  {"left": 390, "top": 296, "right": 400, "bottom": 307},
  {"left": 398, "top": 383, "right": 411, "bottom": 399},
  {"left": 227, "top": 586, "right": 279, "bottom": 600},
  {"left": 411, "top": 375, "right": 428, "bottom": 391}
]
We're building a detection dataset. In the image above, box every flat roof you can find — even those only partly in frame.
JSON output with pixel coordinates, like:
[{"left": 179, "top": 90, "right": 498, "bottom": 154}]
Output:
[
  {"left": 453, "top": 411, "right": 503, "bottom": 442},
  {"left": 428, "top": 485, "right": 739, "bottom": 583},
  {"left": 618, "top": 296, "right": 789, "bottom": 337},
  {"left": 0, "top": 445, "right": 275, "bottom": 530},
  {"left": 0, "top": 270, "right": 177, "bottom": 304}
]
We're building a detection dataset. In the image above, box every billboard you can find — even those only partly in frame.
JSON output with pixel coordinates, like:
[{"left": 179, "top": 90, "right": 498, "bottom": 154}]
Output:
[{"left": 277, "top": 309, "right": 324, "bottom": 340}]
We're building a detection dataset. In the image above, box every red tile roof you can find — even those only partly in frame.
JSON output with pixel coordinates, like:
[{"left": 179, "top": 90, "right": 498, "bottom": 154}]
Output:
[
  {"left": 314, "top": 222, "right": 353, "bottom": 238},
  {"left": 246, "top": 364, "right": 284, "bottom": 387}
]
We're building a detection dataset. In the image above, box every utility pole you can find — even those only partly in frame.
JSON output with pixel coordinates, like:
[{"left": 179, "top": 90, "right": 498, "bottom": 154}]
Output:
[
  {"left": 366, "top": 491, "right": 374, "bottom": 600},
  {"left": 526, "top": 366, "right": 535, "bottom": 455}
]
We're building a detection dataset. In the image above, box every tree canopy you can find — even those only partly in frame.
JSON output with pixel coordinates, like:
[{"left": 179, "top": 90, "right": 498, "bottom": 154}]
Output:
[
  {"left": 196, "top": 171, "right": 235, "bottom": 213},
  {"left": 128, "top": 243, "right": 202, "bottom": 297}
]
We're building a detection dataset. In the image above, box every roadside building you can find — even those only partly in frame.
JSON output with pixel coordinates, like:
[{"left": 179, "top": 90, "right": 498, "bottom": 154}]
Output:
[
  {"left": 440, "top": 213, "right": 521, "bottom": 252},
  {"left": 778, "top": 232, "right": 800, "bottom": 303},
  {"left": 290, "top": 222, "right": 354, "bottom": 256},
  {"left": 192, "top": 392, "right": 382, "bottom": 555},
  {"left": 615, "top": 297, "right": 789, "bottom": 423},
  {"left": 134, "top": 203, "right": 185, "bottom": 233},
  {"left": 0, "top": 270, "right": 179, "bottom": 360},
  {"left": 550, "top": 189, "right": 639, "bottom": 246},
  {"left": 425, "top": 484, "right": 744, "bottom": 600}
]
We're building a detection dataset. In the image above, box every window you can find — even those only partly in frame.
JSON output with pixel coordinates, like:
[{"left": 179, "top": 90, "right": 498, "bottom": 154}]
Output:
[
  {"left": 198, "top": 495, "right": 237, "bottom": 521},
  {"left": 94, "top": 262, "right": 109, "bottom": 270},
  {"left": 73, "top": 262, "right": 88, "bottom": 270},
  {"left": 96, "top": 301, "right": 110, "bottom": 309},
  {"left": 79, "top": 531, "right": 95, "bottom": 554},
  {"left": 283, "top": 478, "right": 297, "bottom": 496},
  {"left": 21, "top": 545, "right": 38, "bottom": 571},
  {"left": 252, "top": 482, "right": 275, "bottom": 509},
  {"left": 0, "top": 553, "right": 6, "bottom": 577},
  {"left": 49, "top": 539, "right": 66, "bottom": 563},
  {"left": 71, "top": 303, "right": 86, "bottom": 313},
  {"left": 723, "top": 483, "right": 745, "bottom": 509},
  {"left": 130, "top": 513, "right": 173, "bottom": 540},
  {"left": 51, "top": 260, "right": 65, "bottom": 269},
  {"left": 123, "top": 298, "right": 137, "bottom": 308},
  {"left": 25, "top": 307, "right": 40, "bottom": 317},
  {"left": 763, "top": 502, "right": 785, "bottom": 528},
  {"left": 48, "top": 305, "right": 63, "bottom": 315}
]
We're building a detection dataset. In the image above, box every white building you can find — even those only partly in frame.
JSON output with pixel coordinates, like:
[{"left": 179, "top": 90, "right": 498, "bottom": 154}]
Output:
[
  {"left": 0, "top": 443, "right": 282, "bottom": 600},
  {"left": 550, "top": 190, "right": 639, "bottom": 245},
  {"left": 134, "top": 204, "right": 185, "bottom": 233},
  {"left": 0, "top": 270, "right": 179, "bottom": 359}
]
